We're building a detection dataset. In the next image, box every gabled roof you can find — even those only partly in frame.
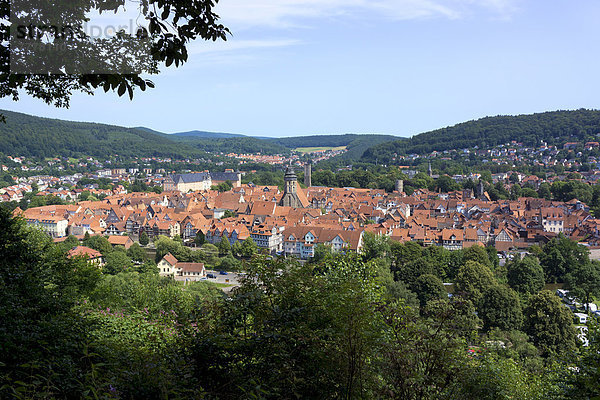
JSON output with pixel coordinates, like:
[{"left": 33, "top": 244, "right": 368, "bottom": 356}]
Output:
[
  {"left": 161, "top": 252, "right": 179, "bottom": 266},
  {"left": 68, "top": 246, "right": 102, "bottom": 259}
]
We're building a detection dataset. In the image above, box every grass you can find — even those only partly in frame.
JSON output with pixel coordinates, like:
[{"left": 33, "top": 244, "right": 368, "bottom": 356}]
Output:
[
  {"left": 213, "top": 282, "right": 235, "bottom": 288},
  {"left": 294, "top": 146, "right": 347, "bottom": 153}
]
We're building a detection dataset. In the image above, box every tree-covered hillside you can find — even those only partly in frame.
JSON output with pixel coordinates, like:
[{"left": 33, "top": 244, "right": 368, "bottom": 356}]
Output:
[
  {"left": 363, "top": 109, "right": 600, "bottom": 164},
  {"left": 270, "top": 134, "right": 400, "bottom": 161},
  {"left": 172, "top": 135, "right": 291, "bottom": 155},
  {"left": 0, "top": 110, "right": 207, "bottom": 159}
]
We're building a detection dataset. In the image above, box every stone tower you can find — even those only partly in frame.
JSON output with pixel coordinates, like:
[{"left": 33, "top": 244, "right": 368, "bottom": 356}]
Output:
[
  {"left": 428, "top": 162, "right": 433, "bottom": 177},
  {"left": 279, "top": 166, "right": 303, "bottom": 208},
  {"left": 304, "top": 160, "right": 312, "bottom": 187},
  {"left": 477, "top": 179, "right": 485, "bottom": 199},
  {"left": 395, "top": 179, "right": 404, "bottom": 194}
]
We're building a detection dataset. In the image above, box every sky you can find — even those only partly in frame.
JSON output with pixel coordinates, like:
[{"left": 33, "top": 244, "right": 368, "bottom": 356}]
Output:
[{"left": 3, "top": 0, "right": 600, "bottom": 138}]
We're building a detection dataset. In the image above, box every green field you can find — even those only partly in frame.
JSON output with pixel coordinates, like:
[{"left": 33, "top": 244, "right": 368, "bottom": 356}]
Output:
[{"left": 294, "top": 146, "right": 347, "bottom": 153}]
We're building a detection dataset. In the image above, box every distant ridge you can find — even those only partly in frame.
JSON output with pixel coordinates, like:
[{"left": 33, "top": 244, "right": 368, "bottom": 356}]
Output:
[
  {"left": 0, "top": 110, "right": 398, "bottom": 159},
  {"left": 362, "top": 109, "right": 600, "bottom": 164}
]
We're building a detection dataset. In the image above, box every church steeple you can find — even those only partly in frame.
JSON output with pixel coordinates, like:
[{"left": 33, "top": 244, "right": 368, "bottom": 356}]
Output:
[
  {"left": 279, "top": 166, "right": 304, "bottom": 208},
  {"left": 284, "top": 166, "right": 298, "bottom": 195}
]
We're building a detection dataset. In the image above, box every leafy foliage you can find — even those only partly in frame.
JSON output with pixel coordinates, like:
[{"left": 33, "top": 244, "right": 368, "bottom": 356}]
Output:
[
  {"left": 507, "top": 256, "right": 545, "bottom": 295},
  {"left": 523, "top": 291, "right": 577, "bottom": 356}
]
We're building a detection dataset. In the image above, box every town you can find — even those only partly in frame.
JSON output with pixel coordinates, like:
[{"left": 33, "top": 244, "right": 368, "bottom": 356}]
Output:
[{"left": 14, "top": 163, "right": 600, "bottom": 263}]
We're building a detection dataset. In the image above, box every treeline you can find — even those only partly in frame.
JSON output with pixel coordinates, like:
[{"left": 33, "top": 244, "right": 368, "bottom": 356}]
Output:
[
  {"left": 174, "top": 135, "right": 290, "bottom": 155},
  {"left": 2, "top": 209, "right": 600, "bottom": 399},
  {"left": 363, "top": 109, "right": 600, "bottom": 163},
  {"left": 0, "top": 110, "right": 210, "bottom": 160},
  {"left": 0, "top": 110, "right": 401, "bottom": 161}
]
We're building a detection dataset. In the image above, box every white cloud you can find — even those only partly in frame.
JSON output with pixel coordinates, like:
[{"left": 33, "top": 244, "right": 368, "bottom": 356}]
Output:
[
  {"left": 188, "top": 38, "right": 301, "bottom": 55},
  {"left": 214, "top": 0, "right": 518, "bottom": 28}
]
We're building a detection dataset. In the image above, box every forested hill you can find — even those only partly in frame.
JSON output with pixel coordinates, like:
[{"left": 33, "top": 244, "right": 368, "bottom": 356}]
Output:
[
  {"left": 362, "top": 109, "right": 600, "bottom": 163},
  {"left": 269, "top": 134, "right": 401, "bottom": 161},
  {"left": 168, "top": 133, "right": 291, "bottom": 155},
  {"left": 0, "top": 110, "right": 402, "bottom": 159},
  {"left": 0, "top": 110, "right": 207, "bottom": 159}
]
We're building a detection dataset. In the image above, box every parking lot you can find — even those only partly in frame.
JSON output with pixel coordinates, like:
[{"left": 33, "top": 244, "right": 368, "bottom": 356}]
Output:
[{"left": 205, "top": 270, "right": 244, "bottom": 288}]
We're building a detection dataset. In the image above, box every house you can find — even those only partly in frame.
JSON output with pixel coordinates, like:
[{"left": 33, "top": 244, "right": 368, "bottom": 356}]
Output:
[
  {"left": 163, "top": 172, "right": 212, "bottom": 192},
  {"left": 541, "top": 207, "right": 564, "bottom": 234},
  {"left": 107, "top": 235, "right": 134, "bottom": 249},
  {"left": 157, "top": 252, "right": 206, "bottom": 281},
  {"left": 442, "top": 229, "right": 463, "bottom": 250},
  {"left": 251, "top": 224, "right": 284, "bottom": 254},
  {"left": 68, "top": 246, "right": 104, "bottom": 266},
  {"left": 210, "top": 170, "right": 242, "bottom": 188},
  {"left": 26, "top": 215, "right": 69, "bottom": 238}
]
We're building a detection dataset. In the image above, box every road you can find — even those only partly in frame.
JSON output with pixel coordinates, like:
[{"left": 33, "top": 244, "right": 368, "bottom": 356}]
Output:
[{"left": 205, "top": 270, "right": 244, "bottom": 289}]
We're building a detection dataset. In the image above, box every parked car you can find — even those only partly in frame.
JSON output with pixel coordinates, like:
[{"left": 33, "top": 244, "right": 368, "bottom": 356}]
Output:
[
  {"left": 207, "top": 273, "right": 217, "bottom": 279},
  {"left": 219, "top": 271, "right": 228, "bottom": 275},
  {"left": 574, "top": 312, "right": 589, "bottom": 324}
]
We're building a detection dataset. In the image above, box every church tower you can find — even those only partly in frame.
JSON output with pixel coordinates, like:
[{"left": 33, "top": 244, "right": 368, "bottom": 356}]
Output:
[
  {"left": 279, "top": 166, "right": 304, "bottom": 208},
  {"left": 428, "top": 162, "right": 433, "bottom": 177}
]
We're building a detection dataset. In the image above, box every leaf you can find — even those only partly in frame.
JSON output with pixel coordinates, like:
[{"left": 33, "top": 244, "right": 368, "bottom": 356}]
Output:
[{"left": 118, "top": 82, "right": 126, "bottom": 97}]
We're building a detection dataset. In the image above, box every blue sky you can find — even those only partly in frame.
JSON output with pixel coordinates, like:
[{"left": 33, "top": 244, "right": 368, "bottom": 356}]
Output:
[{"left": 3, "top": 0, "right": 600, "bottom": 138}]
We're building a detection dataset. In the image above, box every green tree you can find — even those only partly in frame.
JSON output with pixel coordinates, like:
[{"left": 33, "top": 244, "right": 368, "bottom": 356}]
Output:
[
  {"left": 3, "top": 0, "right": 229, "bottom": 109},
  {"left": 219, "top": 254, "right": 240, "bottom": 271},
  {"left": 192, "top": 254, "right": 385, "bottom": 399},
  {"left": 194, "top": 230, "right": 205, "bottom": 246},
  {"left": 61, "top": 234, "right": 80, "bottom": 250},
  {"left": 395, "top": 258, "right": 435, "bottom": 285},
  {"left": 412, "top": 274, "right": 447, "bottom": 308},
  {"left": 240, "top": 237, "right": 258, "bottom": 258},
  {"left": 232, "top": 240, "right": 243, "bottom": 257},
  {"left": 378, "top": 298, "right": 474, "bottom": 399},
  {"left": 136, "top": 260, "right": 158, "bottom": 274},
  {"left": 521, "top": 187, "right": 538, "bottom": 198},
  {"left": 390, "top": 241, "right": 423, "bottom": 269},
  {"left": 79, "top": 190, "right": 91, "bottom": 201},
  {"left": 538, "top": 183, "right": 552, "bottom": 200},
  {"left": 127, "top": 242, "right": 148, "bottom": 263},
  {"left": 218, "top": 238, "right": 232, "bottom": 256},
  {"left": 104, "top": 251, "right": 133, "bottom": 275},
  {"left": 523, "top": 290, "right": 577, "bottom": 356},
  {"left": 565, "top": 261, "right": 600, "bottom": 311},
  {"left": 566, "top": 322, "right": 600, "bottom": 399},
  {"left": 0, "top": 209, "right": 102, "bottom": 397},
  {"left": 539, "top": 235, "right": 589, "bottom": 283},
  {"left": 507, "top": 256, "right": 545, "bottom": 295},
  {"left": 480, "top": 285, "right": 523, "bottom": 331},
  {"left": 457, "top": 354, "right": 547, "bottom": 400},
  {"left": 83, "top": 235, "right": 113, "bottom": 255},
  {"left": 361, "top": 232, "right": 390, "bottom": 261},
  {"left": 455, "top": 261, "right": 497, "bottom": 307},
  {"left": 221, "top": 210, "right": 237, "bottom": 219},
  {"left": 509, "top": 184, "right": 522, "bottom": 200},
  {"left": 463, "top": 245, "right": 493, "bottom": 269},
  {"left": 435, "top": 175, "right": 460, "bottom": 193},
  {"left": 139, "top": 231, "right": 150, "bottom": 246}
]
